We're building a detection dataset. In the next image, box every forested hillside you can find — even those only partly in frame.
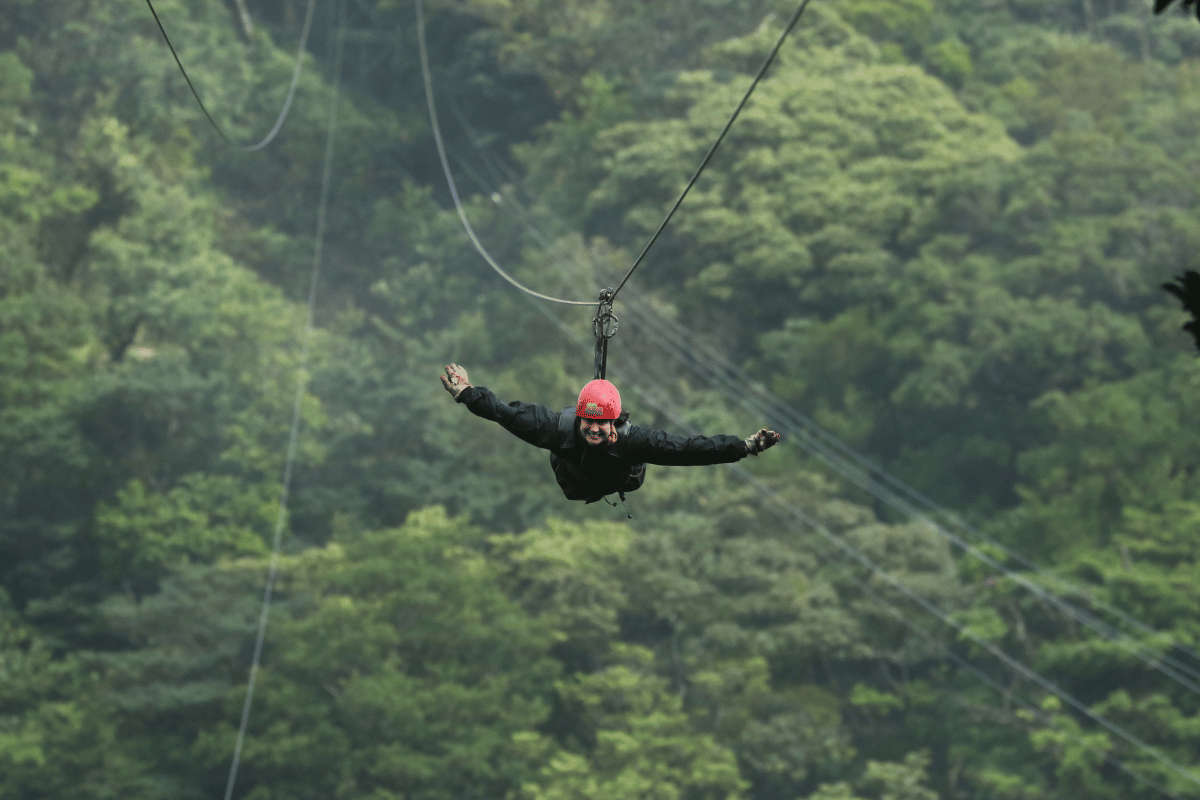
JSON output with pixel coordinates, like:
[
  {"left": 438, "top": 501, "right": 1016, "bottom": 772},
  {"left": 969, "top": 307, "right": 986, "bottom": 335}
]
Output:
[{"left": 2, "top": 0, "right": 1200, "bottom": 798}]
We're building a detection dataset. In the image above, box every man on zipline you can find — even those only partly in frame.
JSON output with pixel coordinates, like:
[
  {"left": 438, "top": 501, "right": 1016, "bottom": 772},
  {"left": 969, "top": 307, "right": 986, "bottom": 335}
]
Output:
[{"left": 440, "top": 364, "right": 781, "bottom": 506}]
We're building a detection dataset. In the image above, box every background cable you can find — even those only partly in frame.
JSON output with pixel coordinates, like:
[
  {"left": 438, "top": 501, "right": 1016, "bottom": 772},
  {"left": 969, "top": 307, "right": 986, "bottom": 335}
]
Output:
[
  {"left": 222, "top": 8, "right": 346, "bottom": 800},
  {"left": 614, "top": 294, "right": 1200, "bottom": 693},
  {"left": 414, "top": 0, "right": 592, "bottom": 306},
  {"left": 145, "top": 0, "right": 316, "bottom": 151}
]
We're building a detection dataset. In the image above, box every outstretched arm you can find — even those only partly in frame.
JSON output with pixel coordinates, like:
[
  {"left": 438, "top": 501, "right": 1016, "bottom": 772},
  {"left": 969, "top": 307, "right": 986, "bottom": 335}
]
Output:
[
  {"left": 440, "top": 364, "right": 562, "bottom": 450},
  {"left": 626, "top": 426, "right": 781, "bottom": 466}
]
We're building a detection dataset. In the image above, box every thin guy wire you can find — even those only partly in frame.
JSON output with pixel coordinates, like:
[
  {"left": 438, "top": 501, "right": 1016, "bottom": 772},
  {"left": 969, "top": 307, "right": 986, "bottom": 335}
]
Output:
[
  {"left": 652, "top": 365, "right": 1184, "bottom": 800},
  {"left": 610, "top": 0, "right": 814, "bottom": 303},
  {"left": 222, "top": 12, "right": 346, "bottom": 800},
  {"left": 735, "top": 465, "right": 1200, "bottom": 794},
  {"left": 618, "top": 299, "right": 1200, "bottom": 688},
  {"left": 414, "top": 0, "right": 592, "bottom": 306},
  {"left": 628, "top": 304, "right": 1200, "bottom": 694},
  {"left": 615, "top": 293, "right": 1200, "bottom": 673},
  {"left": 605, "top": 285, "right": 1200, "bottom": 684},
  {"left": 846, "top": 573, "right": 1184, "bottom": 800},
  {"left": 145, "top": 0, "right": 316, "bottom": 151},
  {"left": 525, "top": 295, "right": 1190, "bottom": 800},
  {"left": 452, "top": 148, "right": 1200, "bottom": 697},
  {"left": 635, "top": 306, "right": 1200, "bottom": 666},
  {"left": 604, "top": 285, "right": 1200, "bottom": 693}
]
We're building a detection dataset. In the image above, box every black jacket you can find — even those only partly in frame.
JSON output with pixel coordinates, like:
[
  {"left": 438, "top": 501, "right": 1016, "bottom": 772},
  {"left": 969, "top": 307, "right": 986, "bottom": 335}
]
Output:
[{"left": 456, "top": 385, "right": 749, "bottom": 502}]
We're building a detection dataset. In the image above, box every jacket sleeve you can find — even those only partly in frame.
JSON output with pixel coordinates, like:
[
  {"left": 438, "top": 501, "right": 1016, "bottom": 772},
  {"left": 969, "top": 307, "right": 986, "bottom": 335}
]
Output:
[
  {"left": 624, "top": 426, "right": 748, "bottom": 466},
  {"left": 456, "top": 385, "right": 562, "bottom": 450}
]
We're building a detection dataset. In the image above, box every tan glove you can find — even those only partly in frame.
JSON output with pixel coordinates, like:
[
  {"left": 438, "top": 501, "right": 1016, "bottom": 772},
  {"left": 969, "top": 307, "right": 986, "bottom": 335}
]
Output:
[
  {"left": 440, "top": 363, "right": 472, "bottom": 399},
  {"left": 744, "top": 428, "right": 781, "bottom": 456}
]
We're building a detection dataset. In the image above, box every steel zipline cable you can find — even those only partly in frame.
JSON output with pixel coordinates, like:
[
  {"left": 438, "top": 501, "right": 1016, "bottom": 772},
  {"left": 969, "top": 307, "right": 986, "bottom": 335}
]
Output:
[
  {"left": 144, "top": 0, "right": 316, "bottom": 151},
  {"left": 222, "top": 8, "right": 346, "bottom": 800},
  {"left": 415, "top": 0, "right": 812, "bottom": 308},
  {"left": 609, "top": 0, "right": 815, "bottom": 303}
]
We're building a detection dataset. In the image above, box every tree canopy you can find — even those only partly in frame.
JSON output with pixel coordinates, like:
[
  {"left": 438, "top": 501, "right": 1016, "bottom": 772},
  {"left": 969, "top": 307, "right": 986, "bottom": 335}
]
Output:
[{"left": 2, "top": 0, "right": 1200, "bottom": 798}]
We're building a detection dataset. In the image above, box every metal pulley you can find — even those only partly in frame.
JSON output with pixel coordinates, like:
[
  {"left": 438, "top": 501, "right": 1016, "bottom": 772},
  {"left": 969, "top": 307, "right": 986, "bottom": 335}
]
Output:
[{"left": 592, "top": 288, "right": 618, "bottom": 380}]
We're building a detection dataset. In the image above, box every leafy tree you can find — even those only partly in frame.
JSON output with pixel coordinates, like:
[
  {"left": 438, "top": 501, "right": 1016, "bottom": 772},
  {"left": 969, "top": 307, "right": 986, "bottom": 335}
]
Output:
[
  {"left": 516, "top": 644, "right": 748, "bottom": 800},
  {"left": 90, "top": 563, "right": 263, "bottom": 799},
  {"left": 6, "top": 0, "right": 1200, "bottom": 797},
  {"left": 190, "top": 507, "right": 561, "bottom": 800},
  {"left": 0, "top": 588, "right": 157, "bottom": 799}
]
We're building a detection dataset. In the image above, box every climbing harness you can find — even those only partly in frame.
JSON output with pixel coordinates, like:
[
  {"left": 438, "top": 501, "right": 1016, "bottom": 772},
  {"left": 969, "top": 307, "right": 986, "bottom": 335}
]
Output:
[
  {"left": 603, "top": 492, "right": 634, "bottom": 518},
  {"left": 550, "top": 403, "right": 641, "bottom": 517}
]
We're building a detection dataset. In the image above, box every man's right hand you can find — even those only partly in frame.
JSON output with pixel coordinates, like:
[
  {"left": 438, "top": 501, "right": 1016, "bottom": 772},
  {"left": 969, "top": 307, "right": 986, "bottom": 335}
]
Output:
[{"left": 441, "top": 363, "right": 472, "bottom": 399}]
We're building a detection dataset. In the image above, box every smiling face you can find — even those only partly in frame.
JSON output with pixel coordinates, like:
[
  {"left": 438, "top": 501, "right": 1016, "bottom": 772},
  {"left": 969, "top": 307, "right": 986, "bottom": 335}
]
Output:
[{"left": 578, "top": 416, "right": 616, "bottom": 447}]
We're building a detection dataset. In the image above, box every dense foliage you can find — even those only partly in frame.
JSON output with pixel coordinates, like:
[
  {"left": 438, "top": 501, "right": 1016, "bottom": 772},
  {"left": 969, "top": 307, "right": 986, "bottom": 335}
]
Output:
[{"left": 2, "top": 0, "right": 1200, "bottom": 798}]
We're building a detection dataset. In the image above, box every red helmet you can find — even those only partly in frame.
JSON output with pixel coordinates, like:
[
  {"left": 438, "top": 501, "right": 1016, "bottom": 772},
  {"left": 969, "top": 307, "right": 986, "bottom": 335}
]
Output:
[{"left": 576, "top": 379, "right": 621, "bottom": 420}]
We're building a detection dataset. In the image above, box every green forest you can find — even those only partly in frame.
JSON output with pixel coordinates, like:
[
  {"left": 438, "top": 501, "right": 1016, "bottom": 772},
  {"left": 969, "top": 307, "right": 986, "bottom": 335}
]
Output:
[{"left": 3, "top": 0, "right": 1200, "bottom": 797}]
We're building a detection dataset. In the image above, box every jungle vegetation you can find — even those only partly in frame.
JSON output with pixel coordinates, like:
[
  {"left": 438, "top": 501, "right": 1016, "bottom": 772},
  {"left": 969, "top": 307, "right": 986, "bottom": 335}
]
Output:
[{"left": 2, "top": 0, "right": 1200, "bottom": 798}]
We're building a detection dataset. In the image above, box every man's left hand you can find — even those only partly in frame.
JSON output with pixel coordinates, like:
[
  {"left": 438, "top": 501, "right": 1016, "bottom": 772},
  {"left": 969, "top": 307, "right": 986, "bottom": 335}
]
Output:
[{"left": 745, "top": 429, "right": 781, "bottom": 456}]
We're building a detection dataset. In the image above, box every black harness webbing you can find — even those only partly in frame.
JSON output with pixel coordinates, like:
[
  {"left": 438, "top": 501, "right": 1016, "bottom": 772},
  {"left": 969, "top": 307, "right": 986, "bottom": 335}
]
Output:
[{"left": 592, "top": 288, "right": 617, "bottom": 380}]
